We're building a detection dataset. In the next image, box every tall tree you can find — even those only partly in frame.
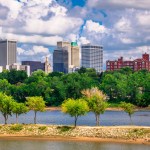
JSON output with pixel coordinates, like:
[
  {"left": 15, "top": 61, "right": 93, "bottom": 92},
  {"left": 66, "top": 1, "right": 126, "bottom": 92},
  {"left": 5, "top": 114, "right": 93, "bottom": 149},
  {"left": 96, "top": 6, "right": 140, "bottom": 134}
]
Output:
[
  {"left": 82, "top": 87, "right": 108, "bottom": 126},
  {"left": 0, "top": 93, "right": 15, "bottom": 124},
  {"left": 26, "top": 96, "right": 46, "bottom": 124},
  {"left": 120, "top": 102, "right": 135, "bottom": 125},
  {"left": 12, "top": 102, "right": 28, "bottom": 124},
  {"left": 62, "top": 98, "right": 89, "bottom": 127}
]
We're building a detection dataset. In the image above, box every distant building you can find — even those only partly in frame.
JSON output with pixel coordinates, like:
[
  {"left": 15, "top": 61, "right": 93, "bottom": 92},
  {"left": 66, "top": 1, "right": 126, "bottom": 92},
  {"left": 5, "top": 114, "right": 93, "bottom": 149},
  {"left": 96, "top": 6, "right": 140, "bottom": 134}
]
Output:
[
  {"left": 53, "top": 47, "right": 69, "bottom": 73},
  {"left": 71, "top": 42, "right": 80, "bottom": 69},
  {"left": 22, "top": 57, "right": 52, "bottom": 74},
  {"left": 53, "top": 41, "right": 80, "bottom": 73},
  {"left": 0, "top": 39, "right": 17, "bottom": 67},
  {"left": 4, "top": 63, "right": 30, "bottom": 76},
  {"left": 106, "top": 53, "right": 150, "bottom": 71},
  {"left": 0, "top": 64, "right": 30, "bottom": 76},
  {"left": 81, "top": 44, "right": 103, "bottom": 73}
]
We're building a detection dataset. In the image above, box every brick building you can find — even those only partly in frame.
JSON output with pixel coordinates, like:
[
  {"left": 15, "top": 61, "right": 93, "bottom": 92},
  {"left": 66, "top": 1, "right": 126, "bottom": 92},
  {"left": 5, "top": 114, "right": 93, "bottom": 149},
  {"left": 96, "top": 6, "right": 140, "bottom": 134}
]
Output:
[{"left": 106, "top": 53, "right": 150, "bottom": 71}]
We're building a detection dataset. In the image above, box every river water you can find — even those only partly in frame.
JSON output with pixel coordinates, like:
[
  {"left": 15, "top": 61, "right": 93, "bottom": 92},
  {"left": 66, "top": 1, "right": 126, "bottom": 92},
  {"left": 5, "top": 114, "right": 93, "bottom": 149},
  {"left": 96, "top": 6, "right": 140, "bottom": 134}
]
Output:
[
  {"left": 0, "top": 140, "right": 149, "bottom": 150},
  {"left": 0, "top": 110, "right": 149, "bottom": 126}
]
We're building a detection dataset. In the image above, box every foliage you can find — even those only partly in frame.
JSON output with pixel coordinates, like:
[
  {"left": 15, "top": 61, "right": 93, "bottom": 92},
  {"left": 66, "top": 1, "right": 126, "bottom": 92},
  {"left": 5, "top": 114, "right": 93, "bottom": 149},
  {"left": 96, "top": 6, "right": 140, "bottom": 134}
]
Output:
[
  {"left": 12, "top": 102, "right": 28, "bottom": 123},
  {"left": 62, "top": 98, "right": 89, "bottom": 127},
  {"left": 0, "top": 79, "right": 11, "bottom": 94},
  {"left": 0, "top": 93, "right": 15, "bottom": 124},
  {"left": 0, "top": 67, "right": 149, "bottom": 107},
  {"left": 120, "top": 102, "right": 135, "bottom": 124},
  {"left": 10, "top": 124, "right": 23, "bottom": 131},
  {"left": 26, "top": 96, "right": 46, "bottom": 124},
  {"left": 0, "top": 69, "right": 28, "bottom": 84},
  {"left": 100, "top": 68, "right": 150, "bottom": 107},
  {"left": 82, "top": 87, "right": 108, "bottom": 126}
]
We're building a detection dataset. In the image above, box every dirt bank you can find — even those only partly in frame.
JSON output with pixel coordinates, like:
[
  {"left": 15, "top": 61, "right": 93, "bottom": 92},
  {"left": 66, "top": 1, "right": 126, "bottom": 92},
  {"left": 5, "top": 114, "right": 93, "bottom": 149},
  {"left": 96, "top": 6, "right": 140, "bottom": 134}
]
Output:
[{"left": 0, "top": 125, "right": 149, "bottom": 145}]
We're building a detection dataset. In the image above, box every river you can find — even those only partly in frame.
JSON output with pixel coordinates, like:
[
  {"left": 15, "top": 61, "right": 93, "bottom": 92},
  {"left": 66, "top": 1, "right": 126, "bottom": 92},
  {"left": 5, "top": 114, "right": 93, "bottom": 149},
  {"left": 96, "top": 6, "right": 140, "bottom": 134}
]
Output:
[
  {"left": 0, "top": 110, "right": 150, "bottom": 126},
  {"left": 0, "top": 140, "right": 149, "bottom": 150}
]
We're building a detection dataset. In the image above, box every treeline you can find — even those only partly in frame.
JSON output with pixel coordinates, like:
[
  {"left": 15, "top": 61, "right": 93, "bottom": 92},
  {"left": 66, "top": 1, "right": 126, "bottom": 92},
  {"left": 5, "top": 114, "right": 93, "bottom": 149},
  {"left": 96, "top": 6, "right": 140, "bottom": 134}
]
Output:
[{"left": 0, "top": 67, "right": 149, "bottom": 107}]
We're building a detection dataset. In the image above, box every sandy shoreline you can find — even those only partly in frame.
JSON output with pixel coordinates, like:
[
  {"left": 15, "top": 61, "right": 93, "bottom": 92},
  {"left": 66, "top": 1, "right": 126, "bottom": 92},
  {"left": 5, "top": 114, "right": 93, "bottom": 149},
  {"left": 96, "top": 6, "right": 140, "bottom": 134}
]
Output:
[
  {"left": 0, "top": 125, "right": 149, "bottom": 145},
  {"left": 0, "top": 135, "right": 149, "bottom": 145}
]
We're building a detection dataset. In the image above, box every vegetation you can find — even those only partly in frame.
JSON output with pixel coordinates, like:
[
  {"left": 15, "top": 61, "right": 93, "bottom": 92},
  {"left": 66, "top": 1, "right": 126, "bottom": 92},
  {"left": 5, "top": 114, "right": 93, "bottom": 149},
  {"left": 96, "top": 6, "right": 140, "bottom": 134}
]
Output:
[
  {"left": 120, "top": 102, "right": 135, "bottom": 124},
  {"left": 82, "top": 87, "right": 108, "bottom": 126},
  {"left": 62, "top": 98, "right": 89, "bottom": 127},
  {"left": 0, "top": 67, "right": 149, "bottom": 108},
  {"left": 0, "top": 93, "right": 15, "bottom": 124},
  {"left": 26, "top": 96, "right": 46, "bottom": 124},
  {"left": 10, "top": 124, "right": 23, "bottom": 131},
  {"left": 12, "top": 102, "right": 28, "bottom": 124}
]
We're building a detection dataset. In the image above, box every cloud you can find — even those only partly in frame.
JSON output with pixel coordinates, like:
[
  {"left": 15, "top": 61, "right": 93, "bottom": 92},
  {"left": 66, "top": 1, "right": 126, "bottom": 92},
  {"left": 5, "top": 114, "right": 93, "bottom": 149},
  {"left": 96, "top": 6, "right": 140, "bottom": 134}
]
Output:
[
  {"left": 83, "top": 20, "right": 108, "bottom": 33},
  {"left": 136, "top": 12, "right": 150, "bottom": 28},
  {"left": 1, "top": 0, "right": 150, "bottom": 69},
  {"left": 80, "top": 20, "right": 109, "bottom": 45},
  {"left": 87, "top": 0, "right": 150, "bottom": 10},
  {"left": 78, "top": 37, "right": 90, "bottom": 45},
  {"left": 3, "top": 32, "right": 63, "bottom": 46},
  {"left": 23, "top": 16, "right": 83, "bottom": 35},
  {"left": 17, "top": 45, "right": 52, "bottom": 63}
]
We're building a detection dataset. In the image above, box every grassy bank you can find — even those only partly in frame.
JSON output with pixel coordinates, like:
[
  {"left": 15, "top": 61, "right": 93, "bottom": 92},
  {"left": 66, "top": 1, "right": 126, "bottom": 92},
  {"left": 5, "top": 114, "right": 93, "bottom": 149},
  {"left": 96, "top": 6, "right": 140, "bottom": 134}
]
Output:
[{"left": 0, "top": 124, "right": 149, "bottom": 144}]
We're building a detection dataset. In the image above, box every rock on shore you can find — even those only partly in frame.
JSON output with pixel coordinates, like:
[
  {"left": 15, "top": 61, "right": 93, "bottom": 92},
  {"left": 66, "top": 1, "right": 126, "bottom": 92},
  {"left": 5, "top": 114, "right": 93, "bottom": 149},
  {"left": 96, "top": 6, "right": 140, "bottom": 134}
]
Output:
[{"left": 0, "top": 125, "right": 149, "bottom": 143}]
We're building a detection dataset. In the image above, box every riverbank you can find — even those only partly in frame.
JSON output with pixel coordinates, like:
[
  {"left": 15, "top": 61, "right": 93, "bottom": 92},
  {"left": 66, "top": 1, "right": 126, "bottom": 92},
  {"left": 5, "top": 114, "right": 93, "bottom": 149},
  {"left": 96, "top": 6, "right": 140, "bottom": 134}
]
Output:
[
  {"left": 45, "top": 106, "right": 150, "bottom": 111},
  {"left": 0, "top": 125, "right": 149, "bottom": 145}
]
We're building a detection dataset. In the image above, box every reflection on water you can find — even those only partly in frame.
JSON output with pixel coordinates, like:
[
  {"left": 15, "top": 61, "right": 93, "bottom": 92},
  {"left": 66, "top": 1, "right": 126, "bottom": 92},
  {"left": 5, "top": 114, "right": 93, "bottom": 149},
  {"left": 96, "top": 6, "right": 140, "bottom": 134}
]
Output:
[
  {"left": 0, "top": 110, "right": 150, "bottom": 126},
  {"left": 0, "top": 140, "right": 149, "bottom": 150}
]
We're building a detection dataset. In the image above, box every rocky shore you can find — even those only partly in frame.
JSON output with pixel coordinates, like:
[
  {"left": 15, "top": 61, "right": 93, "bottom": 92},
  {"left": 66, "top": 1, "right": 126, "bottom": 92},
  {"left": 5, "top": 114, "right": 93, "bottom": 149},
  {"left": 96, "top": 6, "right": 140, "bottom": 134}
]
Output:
[{"left": 0, "top": 124, "right": 150, "bottom": 144}]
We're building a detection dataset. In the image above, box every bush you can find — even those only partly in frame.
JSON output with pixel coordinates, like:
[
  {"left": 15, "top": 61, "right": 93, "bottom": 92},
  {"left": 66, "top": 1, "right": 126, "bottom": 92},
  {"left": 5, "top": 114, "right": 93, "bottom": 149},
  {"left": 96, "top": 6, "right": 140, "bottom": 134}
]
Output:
[
  {"left": 10, "top": 124, "right": 23, "bottom": 131},
  {"left": 57, "top": 126, "right": 73, "bottom": 132},
  {"left": 38, "top": 126, "right": 47, "bottom": 131}
]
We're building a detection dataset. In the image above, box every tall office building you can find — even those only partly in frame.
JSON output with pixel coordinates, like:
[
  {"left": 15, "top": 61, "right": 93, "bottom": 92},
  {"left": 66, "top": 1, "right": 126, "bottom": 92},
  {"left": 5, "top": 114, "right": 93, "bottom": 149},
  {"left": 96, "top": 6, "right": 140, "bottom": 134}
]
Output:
[
  {"left": 53, "top": 48, "right": 68, "bottom": 73},
  {"left": 57, "top": 41, "right": 71, "bottom": 67},
  {"left": 53, "top": 41, "right": 80, "bottom": 73},
  {"left": 71, "top": 42, "right": 80, "bottom": 68},
  {"left": 0, "top": 39, "right": 17, "bottom": 67},
  {"left": 81, "top": 44, "right": 103, "bottom": 73}
]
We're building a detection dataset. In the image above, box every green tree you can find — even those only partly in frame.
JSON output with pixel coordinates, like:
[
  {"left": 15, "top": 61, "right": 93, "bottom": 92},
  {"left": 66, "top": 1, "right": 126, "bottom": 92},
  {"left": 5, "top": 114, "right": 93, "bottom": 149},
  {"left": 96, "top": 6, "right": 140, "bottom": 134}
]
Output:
[
  {"left": 62, "top": 98, "right": 89, "bottom": 127},
  {"left": 82, "top": 87, "right": 108, "bottom": 126},
  {"left": 120, "top": 102, "right": 135, "bottom": 125},
  {"left": 12, "top": 102, "right": 28, "bottom": 124},
  {"left": 0, "top": 93, "right": 15, "bottom": 124},
  {"left": 26, "top": 96, "right": 46, "bottom": 124},
  {"left": 6, "top": 69, "right": 28, "bottom": 84},
  {"left": 0, "top": 79, "right": 11, "bottom": 94}
]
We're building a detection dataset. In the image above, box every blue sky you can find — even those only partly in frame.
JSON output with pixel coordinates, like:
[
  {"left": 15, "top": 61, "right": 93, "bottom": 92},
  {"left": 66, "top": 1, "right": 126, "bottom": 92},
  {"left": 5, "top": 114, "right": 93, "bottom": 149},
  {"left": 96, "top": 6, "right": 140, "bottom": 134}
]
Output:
[{"left": 0, "top": 0, "right": 150, "bottom": 68}]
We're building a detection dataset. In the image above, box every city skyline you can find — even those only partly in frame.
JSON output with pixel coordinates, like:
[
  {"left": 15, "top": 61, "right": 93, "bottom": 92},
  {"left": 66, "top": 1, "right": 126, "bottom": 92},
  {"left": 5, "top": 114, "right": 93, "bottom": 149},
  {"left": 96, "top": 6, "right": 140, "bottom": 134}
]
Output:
[{"left": 0, "top": 0, "right": 150, "bottom": 69}]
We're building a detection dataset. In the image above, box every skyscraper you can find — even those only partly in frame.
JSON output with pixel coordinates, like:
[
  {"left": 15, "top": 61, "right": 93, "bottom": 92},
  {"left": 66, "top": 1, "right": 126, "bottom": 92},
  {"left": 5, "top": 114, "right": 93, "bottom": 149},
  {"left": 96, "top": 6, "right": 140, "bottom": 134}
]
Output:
[
  {"left": 81, "top": 44, "right": 103, "bottom": 73},
  {"left": 71, "top": 42, "right": 80, "bottom": 68},
  {"left": 53, "top": 41, "right": 80, "bottom": 73},
  {"left": 0, "top": 39, "right": 17, "bottom": 67}
]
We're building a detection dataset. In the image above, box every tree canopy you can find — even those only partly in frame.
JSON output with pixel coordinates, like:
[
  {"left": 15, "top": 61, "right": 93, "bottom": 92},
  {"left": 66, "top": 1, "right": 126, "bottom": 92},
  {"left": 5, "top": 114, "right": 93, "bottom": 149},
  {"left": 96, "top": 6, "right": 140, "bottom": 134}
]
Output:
[{"left": 62, "top": 98, "right": 89, "bottom": 126}]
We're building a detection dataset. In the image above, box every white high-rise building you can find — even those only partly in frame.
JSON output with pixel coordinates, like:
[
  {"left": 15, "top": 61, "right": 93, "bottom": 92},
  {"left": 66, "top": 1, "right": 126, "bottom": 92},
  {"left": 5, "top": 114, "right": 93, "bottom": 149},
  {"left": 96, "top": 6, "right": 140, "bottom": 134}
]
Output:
[
  {"left": 81, "top": 44, "right": 103, "bottom": 73},
  {"left": 0, "top": 39, "right": 17, "bottom": 68}
]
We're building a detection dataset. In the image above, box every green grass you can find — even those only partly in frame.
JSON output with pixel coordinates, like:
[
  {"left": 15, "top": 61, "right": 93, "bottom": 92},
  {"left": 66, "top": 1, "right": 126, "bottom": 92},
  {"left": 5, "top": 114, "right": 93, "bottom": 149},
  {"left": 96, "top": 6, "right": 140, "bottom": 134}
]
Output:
[{"left": 10, "top": 124, "right": 23, "bottom": 131}]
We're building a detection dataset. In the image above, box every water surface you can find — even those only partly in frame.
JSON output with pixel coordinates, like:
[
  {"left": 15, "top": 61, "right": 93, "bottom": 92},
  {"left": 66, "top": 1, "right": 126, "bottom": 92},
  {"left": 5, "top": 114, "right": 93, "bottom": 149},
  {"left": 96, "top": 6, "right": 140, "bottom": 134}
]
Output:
[
  {"left": 0, "top": 110, "right": 149, "bottom": 126},
  {"left": 0, "top": 140, "right": 149, "bottom": 150}
]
